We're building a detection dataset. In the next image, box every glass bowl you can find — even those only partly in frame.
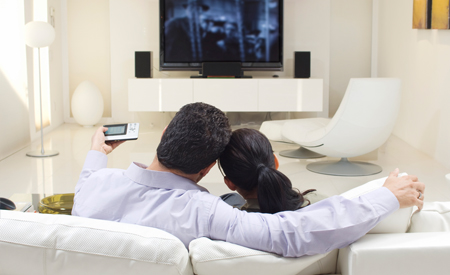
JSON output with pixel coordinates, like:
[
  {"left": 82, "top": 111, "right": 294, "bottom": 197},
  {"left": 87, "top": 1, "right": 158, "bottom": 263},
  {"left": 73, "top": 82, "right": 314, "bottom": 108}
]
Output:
[{"left": 39, "top": 193, "right": 74, "bottom": 215}]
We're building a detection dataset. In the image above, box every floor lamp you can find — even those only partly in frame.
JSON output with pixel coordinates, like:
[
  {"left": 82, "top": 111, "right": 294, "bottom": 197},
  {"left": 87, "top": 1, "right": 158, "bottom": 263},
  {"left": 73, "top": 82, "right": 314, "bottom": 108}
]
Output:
[{"left": 24, "top": 21, "right": 59, "bottom": 157}]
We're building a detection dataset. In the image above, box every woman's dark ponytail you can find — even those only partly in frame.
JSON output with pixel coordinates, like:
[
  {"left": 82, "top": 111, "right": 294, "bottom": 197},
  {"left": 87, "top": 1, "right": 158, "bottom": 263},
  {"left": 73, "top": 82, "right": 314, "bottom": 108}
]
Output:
[
  {"left": 219, "top": 128, "right": 314, "bottom": 214},
  {"left": 256, "top": 165, "right": 303, "bottom": 214}
]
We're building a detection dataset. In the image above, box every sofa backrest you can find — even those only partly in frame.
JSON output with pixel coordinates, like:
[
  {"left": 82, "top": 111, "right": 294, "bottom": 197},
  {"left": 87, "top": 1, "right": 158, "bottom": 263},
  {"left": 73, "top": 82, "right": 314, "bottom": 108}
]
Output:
[
  {"left": 340, "top": 173, "right": 413, "bottom": 234},
  {"left": 0, "top": 210, "right": 192, "bottom": 275}
]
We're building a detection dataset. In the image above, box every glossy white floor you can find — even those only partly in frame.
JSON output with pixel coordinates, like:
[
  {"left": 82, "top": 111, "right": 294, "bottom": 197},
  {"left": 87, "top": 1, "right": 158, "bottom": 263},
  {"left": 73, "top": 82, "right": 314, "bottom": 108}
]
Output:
[{"left": 1, "top": 122, "right": 450, "bottom": 203}]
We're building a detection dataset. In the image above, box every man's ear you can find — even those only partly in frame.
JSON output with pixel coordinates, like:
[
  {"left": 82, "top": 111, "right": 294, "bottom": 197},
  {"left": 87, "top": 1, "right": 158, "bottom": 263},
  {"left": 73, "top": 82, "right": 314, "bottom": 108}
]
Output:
[
  {"left": 274, "top": 153, "right": 279, "bottom": 170},
  {"left": 161, "top": 125, "right": 168, "bottom": 139},
  {"left": 224, "top": 177, "right": 237, "bottom": 191}
]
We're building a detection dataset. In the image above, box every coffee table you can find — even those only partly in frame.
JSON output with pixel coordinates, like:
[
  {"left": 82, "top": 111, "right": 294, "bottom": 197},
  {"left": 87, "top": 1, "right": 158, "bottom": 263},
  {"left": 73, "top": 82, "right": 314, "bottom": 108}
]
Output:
[{"left": 8, "top": 193, "right": 44, "bottom": 213}]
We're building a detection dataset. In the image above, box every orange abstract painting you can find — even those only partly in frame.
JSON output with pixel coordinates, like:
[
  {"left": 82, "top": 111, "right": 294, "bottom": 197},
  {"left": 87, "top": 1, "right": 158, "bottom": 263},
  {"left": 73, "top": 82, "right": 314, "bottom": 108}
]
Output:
[
  {"left": 432, "top": 0, "right": 450, "bottom": 29},
  {"left": 413, "top": 0, "right": 428, "bottom": 29},
  {"left": 413, "top": 0, "right": 450, "bottom": 29}
]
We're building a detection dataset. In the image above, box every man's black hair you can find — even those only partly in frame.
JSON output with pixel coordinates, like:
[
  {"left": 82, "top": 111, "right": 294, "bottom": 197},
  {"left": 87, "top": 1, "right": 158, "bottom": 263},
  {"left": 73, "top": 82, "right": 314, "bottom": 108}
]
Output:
[{"left": 157, "top": 102, "right": 231, "bottom": 174}]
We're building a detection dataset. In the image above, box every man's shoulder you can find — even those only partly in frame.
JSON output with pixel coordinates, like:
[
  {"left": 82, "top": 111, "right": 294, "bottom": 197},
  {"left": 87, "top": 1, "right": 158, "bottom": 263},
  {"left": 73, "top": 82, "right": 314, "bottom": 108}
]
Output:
[
  {"left": 91, "top": 166, "right": 126, "bottom": 176},
  {"left": 187, "top": 188, "right": 220, "bottom": 201}
]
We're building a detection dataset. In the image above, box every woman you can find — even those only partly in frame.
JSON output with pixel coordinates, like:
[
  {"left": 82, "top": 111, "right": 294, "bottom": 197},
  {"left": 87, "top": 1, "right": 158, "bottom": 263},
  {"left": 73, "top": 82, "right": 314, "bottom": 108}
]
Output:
[{"left": 218, "top": 128, "right": 316, "bottom": 214}]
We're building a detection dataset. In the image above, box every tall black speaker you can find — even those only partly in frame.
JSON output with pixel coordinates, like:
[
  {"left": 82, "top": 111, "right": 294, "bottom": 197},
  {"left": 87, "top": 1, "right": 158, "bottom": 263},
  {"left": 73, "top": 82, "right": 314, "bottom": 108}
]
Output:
[
  {"left": 135, "top": 51, "right": 152, "bottom": 78},
  {"left": 294, "top": 51, "right": 310, "bottom": 78}
]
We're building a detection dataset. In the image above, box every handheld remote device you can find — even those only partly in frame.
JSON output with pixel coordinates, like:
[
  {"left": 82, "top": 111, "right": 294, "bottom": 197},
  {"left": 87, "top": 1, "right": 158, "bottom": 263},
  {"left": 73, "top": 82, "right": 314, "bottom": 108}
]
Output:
[{"left": 103, "top": 123, "right": 139, "bottom": 141}]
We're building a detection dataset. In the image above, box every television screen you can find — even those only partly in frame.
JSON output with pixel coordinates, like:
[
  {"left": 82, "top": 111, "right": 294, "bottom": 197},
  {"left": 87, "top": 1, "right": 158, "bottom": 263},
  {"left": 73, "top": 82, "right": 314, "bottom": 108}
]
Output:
[{"left": 160, "top": 0, "right": 283, "bottom": 71}]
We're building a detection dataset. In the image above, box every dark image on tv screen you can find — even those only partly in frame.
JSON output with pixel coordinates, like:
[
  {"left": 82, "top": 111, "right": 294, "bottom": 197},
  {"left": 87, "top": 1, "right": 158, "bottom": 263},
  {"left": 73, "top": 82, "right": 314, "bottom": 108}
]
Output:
[{"left": 161, "top": 0, "right": 282, "bottom": 70}]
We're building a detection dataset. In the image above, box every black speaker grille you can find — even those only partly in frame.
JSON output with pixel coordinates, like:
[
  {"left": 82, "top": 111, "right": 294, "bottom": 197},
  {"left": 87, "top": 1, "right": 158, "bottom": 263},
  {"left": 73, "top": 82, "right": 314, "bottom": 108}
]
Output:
[
  {"left": 294, "top": 52, "right": 310, "bottom": 78},
  {"left": 135, "top": 51, "right": 151, "bottom": 78}
]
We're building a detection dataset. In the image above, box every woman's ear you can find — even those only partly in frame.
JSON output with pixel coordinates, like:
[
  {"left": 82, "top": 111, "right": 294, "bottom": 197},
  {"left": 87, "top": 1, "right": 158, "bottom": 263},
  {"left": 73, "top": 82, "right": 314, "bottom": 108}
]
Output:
[
  {"left": 224, "top": 177, "right": 237, "bottom": 191},
  {"left": 274, "top": 153, "right": 279, "bottom": 170}
]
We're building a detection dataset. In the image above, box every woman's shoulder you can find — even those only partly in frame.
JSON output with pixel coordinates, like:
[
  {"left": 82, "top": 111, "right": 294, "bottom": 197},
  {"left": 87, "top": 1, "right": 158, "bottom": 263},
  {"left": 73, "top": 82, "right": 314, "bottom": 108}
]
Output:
[{"left": 302, "top": 191, "right": 329, "bottom": 207}]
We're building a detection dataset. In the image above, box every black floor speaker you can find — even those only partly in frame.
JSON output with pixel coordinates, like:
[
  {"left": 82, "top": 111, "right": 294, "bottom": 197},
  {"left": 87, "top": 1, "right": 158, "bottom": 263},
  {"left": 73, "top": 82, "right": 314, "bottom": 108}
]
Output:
[
  {"left": 135, "top": 51, "right": 152, "bottom": 78},
  {"left": 294, "top": 51, "right": 311, "bottom": 78}
]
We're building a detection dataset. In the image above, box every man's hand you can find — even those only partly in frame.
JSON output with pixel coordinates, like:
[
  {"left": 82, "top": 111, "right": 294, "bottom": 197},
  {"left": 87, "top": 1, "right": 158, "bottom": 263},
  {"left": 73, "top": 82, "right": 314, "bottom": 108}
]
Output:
[
  {"left": 91, "top": 127, "right": 125, "bottom": 155},
  {"left": 383, "top": 168, "right": 425, "bottom": 210}
]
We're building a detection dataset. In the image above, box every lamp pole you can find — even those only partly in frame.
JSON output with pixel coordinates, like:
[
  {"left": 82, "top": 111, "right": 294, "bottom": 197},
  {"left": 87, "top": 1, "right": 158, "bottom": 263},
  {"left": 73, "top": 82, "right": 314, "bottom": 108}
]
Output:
[{"left": 24, "top": 21, "right": 59, "bottom": 158}]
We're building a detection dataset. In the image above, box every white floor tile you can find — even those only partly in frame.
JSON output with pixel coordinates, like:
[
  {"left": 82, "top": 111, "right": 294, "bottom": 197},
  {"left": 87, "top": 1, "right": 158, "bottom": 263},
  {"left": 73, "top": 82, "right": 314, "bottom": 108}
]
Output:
[{"left": 0, "top": 123, "right": 449, "bottom": 205}]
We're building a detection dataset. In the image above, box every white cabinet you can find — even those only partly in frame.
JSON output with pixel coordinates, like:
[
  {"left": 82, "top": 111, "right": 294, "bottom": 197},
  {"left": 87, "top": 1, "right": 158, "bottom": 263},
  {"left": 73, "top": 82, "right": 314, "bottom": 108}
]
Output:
[
  {"left": 160, "top": 79, "right": 193, "bottom": 111},
  {"left": 128, "top": 78, "right": 323, "bottom": 112},
  {"left": 193, "top": 79, "right": 258, "bottom": 112},
  {"left": 128, "top": 79, "right": 160, "bottom": 111},
  {"left": 258, "top": 79, "right": 323, "bottom": 112}
]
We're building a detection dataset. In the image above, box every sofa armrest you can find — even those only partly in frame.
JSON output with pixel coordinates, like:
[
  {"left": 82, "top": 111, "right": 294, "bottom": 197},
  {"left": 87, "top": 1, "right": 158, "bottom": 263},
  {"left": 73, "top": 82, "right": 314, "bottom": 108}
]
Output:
[
  {"left": 0, "top": 210, "right": 192, "bottom": 275},
  {"left": 189, "top": 237, "right": 337, "bottom": 275},
  {"left": 409, "top": 202, "right": 450, "bottom": 232},
  {"left": 337, "top": 232, "right": 450, "bottom": 275}
]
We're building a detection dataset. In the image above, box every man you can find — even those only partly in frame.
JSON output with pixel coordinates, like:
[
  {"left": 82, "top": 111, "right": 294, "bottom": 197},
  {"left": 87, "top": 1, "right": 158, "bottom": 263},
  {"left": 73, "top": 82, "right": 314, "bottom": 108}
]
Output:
[{"left": 72, "top": 102, "right": 425, "bottom": 257}]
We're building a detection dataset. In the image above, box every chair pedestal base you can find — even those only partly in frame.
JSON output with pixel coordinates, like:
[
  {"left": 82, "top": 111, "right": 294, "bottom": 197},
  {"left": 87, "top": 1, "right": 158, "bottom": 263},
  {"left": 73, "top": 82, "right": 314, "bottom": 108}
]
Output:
[
  {"left": 280, "top": 147, "right": 325, "bottom": 159},
  {"left": 306, "top": 158, "right": 382, "bottom": 177}
]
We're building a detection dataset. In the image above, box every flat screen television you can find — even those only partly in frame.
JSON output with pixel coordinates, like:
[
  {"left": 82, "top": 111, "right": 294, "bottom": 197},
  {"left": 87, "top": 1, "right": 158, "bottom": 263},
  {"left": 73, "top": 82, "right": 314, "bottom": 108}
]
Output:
[{"left": 160, "top": 0, "right": 283, "bottom": 72}]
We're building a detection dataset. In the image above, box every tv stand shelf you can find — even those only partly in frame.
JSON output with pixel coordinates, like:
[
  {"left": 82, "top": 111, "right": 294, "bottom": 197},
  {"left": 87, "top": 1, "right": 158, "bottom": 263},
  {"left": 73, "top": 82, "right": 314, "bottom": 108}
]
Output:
[{"left": 128, "top": 78, "right": 323, "bottom": 112}]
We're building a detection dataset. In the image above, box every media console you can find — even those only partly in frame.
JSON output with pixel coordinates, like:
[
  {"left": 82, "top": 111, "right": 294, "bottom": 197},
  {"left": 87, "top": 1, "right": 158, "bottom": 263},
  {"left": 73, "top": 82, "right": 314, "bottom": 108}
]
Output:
[{"left": 128, "top": 78, "right": 323, "bottom": 112}]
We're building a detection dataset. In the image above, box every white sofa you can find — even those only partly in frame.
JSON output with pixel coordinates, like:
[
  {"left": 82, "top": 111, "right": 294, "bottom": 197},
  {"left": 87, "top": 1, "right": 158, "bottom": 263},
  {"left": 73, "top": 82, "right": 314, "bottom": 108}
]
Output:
[
  {"left": 0, "top": 210, "right": 192, "bottom": 275},
  {"left": 1, "top": 186, "right": 449, "bottom": 275}
]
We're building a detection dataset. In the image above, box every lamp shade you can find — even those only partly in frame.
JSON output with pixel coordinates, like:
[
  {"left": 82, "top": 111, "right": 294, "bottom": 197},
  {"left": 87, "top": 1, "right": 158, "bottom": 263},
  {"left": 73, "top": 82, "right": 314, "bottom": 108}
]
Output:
[{"left": 24, "top": 21, "right": 55, "bottom": 48}]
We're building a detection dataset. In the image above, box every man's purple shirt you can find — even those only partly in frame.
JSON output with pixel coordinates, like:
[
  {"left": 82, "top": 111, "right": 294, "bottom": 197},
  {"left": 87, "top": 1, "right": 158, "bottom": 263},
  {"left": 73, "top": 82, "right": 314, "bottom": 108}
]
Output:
[{"left": 72, "top": 150, "right": 399, "bottom": 257}]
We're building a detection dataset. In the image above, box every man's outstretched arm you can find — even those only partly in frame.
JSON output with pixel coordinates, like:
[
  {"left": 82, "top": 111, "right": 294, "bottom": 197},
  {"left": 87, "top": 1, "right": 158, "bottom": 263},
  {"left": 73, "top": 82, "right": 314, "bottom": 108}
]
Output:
[
  {"left": 75, "top": 127, "right": 125, "bottom": 194},
  {"left": 209, "top": 170, "right": 425, "bottom": 258},
  {"left": 90, "top": 126, "right": 126, "bottom": 155}
]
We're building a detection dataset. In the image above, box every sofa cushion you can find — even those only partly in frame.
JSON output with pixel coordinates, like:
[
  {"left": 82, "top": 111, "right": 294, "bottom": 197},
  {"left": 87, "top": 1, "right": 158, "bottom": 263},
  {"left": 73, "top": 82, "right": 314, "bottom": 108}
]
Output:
[
  {"left": 0, "top": 210, "right": 192, "bottom": 275},
  {"left": 340, "top": 173, "right": 413, "bottom": 234},
  {"left": 189, "top": 237, "right": 337, "bottom": 275},
  {"left": 408, "top": 202, "right": 450, "bottom": 232}
]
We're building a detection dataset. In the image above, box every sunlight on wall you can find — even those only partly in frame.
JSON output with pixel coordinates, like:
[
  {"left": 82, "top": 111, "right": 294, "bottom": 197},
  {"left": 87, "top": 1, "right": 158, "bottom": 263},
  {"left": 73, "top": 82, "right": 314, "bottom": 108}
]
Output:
[
  {"left": 0, "top": 1, "right": 28, "bottom": 108},
  {"left": 33, "top": 0, "right": 51, "bottom": 130}
]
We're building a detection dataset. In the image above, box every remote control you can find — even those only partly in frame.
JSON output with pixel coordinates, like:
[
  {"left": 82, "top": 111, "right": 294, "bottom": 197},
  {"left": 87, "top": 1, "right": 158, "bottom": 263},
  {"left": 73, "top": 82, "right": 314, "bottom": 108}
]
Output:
[{"left": 104, "top": 123, "right": 139, "bottom": 141}]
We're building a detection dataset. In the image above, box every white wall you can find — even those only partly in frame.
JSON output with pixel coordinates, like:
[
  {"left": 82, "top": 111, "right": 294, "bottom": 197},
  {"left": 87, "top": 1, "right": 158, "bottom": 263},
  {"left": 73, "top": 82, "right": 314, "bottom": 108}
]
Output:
[
  {"left": 109, "top": 0, "right": 167, "bottom": 126},
  {"left": 329, "top": 0, "right": 373, "bottom": 117},
  {"left": 0, "top": 1, "right": 30, "bottom": 160},
  {"left": 47, "top": 0, "right": 65, "bottom": 133},
  {"left": 377, "top": 0, "right": 450, "bottom": 168},
  {"left": 67, "top": 0, "right": 111, "bottom": 118},
  {"left": 0, "top": 0, "right": 65, "bottom": 160},
  {"left": 288, "top": 0, "right": 331, "bottom": 119}
]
